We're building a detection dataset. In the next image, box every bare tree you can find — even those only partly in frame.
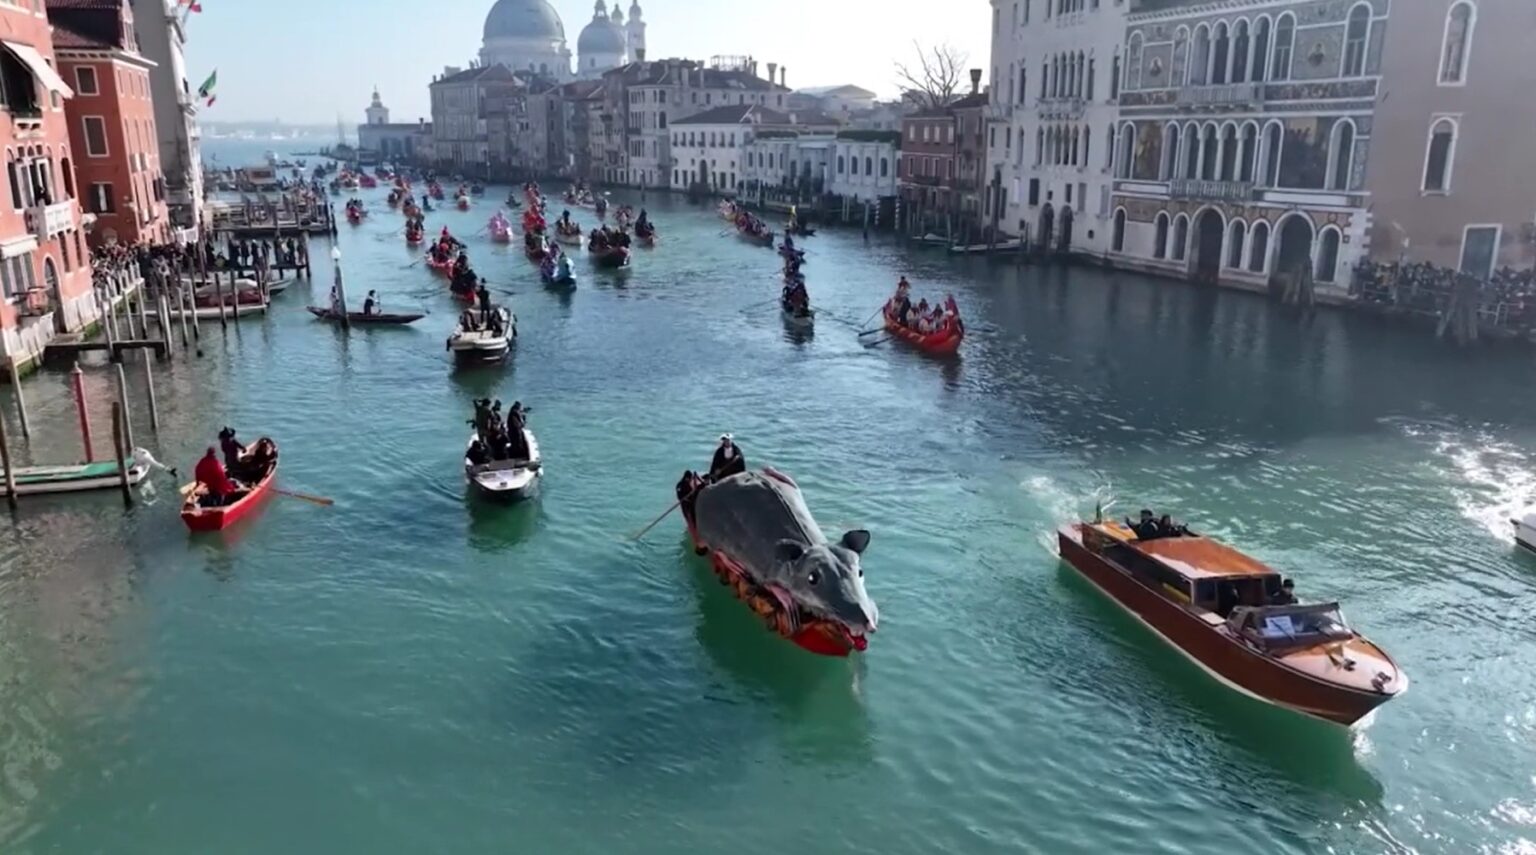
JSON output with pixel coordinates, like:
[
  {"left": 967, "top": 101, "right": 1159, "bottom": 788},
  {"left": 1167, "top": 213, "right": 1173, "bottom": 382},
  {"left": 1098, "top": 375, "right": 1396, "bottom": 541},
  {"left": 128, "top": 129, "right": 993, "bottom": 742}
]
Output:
[{"left": 895, "top": 42, "right": 969, "bottom": 111}]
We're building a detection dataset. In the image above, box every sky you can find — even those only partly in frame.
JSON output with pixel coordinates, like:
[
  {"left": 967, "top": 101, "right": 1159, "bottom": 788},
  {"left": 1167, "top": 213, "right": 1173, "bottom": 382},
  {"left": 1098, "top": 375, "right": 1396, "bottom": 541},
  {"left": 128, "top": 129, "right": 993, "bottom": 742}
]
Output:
[{"left": 181, "top": 0, "right": 991, "bottom": 124}]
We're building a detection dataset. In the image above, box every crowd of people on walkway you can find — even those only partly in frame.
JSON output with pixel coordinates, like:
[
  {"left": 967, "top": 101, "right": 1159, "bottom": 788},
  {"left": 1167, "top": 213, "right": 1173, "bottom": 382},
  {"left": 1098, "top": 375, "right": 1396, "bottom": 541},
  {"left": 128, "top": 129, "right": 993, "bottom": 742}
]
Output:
[{"left": 1353, "top": 260, "right": 1536, "bottom": 333}]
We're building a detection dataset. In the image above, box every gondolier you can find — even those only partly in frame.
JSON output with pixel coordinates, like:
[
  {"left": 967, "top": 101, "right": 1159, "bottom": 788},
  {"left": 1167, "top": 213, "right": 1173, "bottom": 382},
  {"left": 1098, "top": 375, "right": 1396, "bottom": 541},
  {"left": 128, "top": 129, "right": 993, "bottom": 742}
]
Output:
[{"left": 709, "top": 434, "right": 745, "bottom": 482}]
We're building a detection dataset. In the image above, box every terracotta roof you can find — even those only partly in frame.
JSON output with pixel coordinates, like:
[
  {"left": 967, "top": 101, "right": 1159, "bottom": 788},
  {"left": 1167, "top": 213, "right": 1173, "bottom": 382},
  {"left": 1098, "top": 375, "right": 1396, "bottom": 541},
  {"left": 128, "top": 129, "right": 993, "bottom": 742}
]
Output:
[{"left": 672, "top": 104, "right": 792, "bottom": 126}]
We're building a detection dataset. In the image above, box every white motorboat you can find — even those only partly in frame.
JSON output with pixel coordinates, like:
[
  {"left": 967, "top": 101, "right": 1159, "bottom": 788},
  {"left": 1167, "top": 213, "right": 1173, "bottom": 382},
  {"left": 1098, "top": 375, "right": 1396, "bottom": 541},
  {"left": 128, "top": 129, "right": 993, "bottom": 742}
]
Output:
[
  {"left": 446, "top": 307, "right": 514, "bottom": 362},
  {"left": 464, "top": 429, "right": 541, "bottom": 501},
  {"left": 1513, "top": 512, "right": 1536, "bottom": 552}
]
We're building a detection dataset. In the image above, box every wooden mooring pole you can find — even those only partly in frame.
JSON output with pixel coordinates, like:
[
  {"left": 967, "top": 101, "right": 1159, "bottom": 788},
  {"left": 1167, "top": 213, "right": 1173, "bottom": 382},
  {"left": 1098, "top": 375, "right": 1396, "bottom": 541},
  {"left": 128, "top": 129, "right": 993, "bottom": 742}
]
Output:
[
  {"left": 114, "top": 362, "right": 134, "bottom": 452},
  {"left": 111, "top": 402, "right": 131, "bottom": 507},
  {"left": 71, "top": 362, "right": 93, "bottom": 462},
  {"left": 7, "top": 356, "right": 29, "bottom": 440},
  {"left": 0, "top": 399, "right": 17, "bottom": 509}
]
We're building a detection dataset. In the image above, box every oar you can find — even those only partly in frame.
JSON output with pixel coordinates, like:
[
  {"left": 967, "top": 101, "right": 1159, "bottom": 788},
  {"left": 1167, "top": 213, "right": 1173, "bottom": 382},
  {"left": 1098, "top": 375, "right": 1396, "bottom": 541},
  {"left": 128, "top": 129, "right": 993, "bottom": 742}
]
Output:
[
  {"left": 862, "top": 336, "right": 891, "bottom": 348},
  {"left": 630, "top": 498, "right": 681, "bottom": 542},
  {"left": 855, "top": 305, "right": 885, "bottom": 334},
  {"left": 274, "top": 488, "right": 334, "bottom": 506}
]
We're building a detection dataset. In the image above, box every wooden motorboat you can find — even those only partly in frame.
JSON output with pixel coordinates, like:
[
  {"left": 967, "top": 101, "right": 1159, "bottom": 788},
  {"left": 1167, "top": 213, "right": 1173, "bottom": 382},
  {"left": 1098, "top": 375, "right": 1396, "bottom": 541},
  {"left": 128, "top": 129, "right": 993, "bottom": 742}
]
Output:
[
  {"left": 882, "top": 306, "right": 964, "bottom": 356},
  {"left": 1, "top": 451, "right": 151, "bottom": 496},
  {"left": 464, "top": 429, "right": 541, "bottom": 501},
  {"left": 1513, "top": 513, "right": 1536, "bottom": 552},
  {"left": 1057, "top": 518, "right": 1407, "bottom": 726},
  {"left": 306, "top": 306, "right": 425, "bottom": 325},
  {"left": 180, "top": 439, "right": 279, "bottom": 532},
  {"left": 446, "top": 307, "right": 514, "bottom": 362}
]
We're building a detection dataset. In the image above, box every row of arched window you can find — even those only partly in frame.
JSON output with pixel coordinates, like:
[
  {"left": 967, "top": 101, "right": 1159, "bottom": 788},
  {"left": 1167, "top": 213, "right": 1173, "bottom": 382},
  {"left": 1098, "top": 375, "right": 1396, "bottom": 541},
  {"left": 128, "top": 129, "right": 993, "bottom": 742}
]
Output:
[
  {"left": 1112, "top": 118, "right": 1358, "bottom": 194},
  {"left": 670, "top": 131, "right": 739, "bottom": 149},
  {"left": 1035, "top": 123, "right": 1090, "bottom": 169},
  {"left": 1123, "top": 4, "right": 1376, "bottom": 92},
  {"left": 1112, "top": 209, "right": 1342, "bottom": 284},
  {"left": 1040, "top": 52, "right": 1094, "bottom": 102},
  {"left": 5, "top": 144, "right": 73, "bottom": 212},
  {"left": 835, "top": 153, "right": 891, "bottom": 179}
]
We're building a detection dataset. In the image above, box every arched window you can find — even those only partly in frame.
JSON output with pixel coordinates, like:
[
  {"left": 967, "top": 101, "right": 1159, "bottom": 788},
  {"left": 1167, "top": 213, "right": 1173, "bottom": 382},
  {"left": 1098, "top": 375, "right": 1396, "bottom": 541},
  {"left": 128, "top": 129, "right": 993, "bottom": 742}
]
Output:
[
  {"left": 1237, "top": 123, "right": 1258, "bottom": 182},
  {"left": 43, "top": 256, "right": 57, "bottom": 295},
  {"left": 1272, "top": 14, "right": 1295, "bottom": 81},
  {"left": 1227, "top": 220, "right": 1246, "bottom": 268},
  {"left": 1219, "top": 123, "right": 1239, "bottom": 180},
  {"left": 1127, "top": 34, "right": 1144, "bottom": 91},
  {"left": 1262, "top": 121, "right": 1283, "bottom": 186},
  {"left": 1076, "top": 51, "right": 1086, "bottom": 97},
  {"left": 1083, "top": 126, "right": 1091, "bottom": 165},
  {"left": 1200, "top": 124, "right": 1218, "bottom": 181},
  {"left": 1231, "top": 20, "right": 1250, "bottom": 84},
  {"left": 1036, "top": 127, "right": 1045, "bottom": 165},
  {"left": 1248, "top": 221, "right": 1270, "bottom": 272},
  {"left": 1117, "top": 122, "right": 1135, "bottom": 178},
  {"left": 1440, "top": 2, "right": 1475, "bottom": 84},
  {"left": 837, "top": 155, "right": 845, "bottom": 173},
  {"left": 1172, "top": 214, "right": 1189, "bottom": 261},
  {"left": 1162, "top": 124, "right": 1180, "bottom": 179},
  {"left": 1328, "top": 120, "right": 1356, "bottom": 191},
  {"left": 1211, "top": 22, "right": 1230, "bottom": 85},
  {"left": 1154, "top": 212, "right": 1170, "bottom": 259},
  {"left": 1250, "top": 17, "right": 1271, "bottom": 82},
  {"left": 1018, "top": 65, "right": 1028, "bottom": 104},
  {"left": 1112, "top": 208, "right": 1126, "bottom": 252},
  {"left": 1191, "top": 24, "right": 1211, "bottom": 85},
  {"left": 1423, "top": 118, "right": 1457, "bottom": 192},
  {"left": 60, "top": 156, "right": 73, "bottom": 199},
  {"left": 1172, "top": 27, "right": 1189, "bottom": 85},
  {"left": 1184, "top": 122, "right": 1200, "bottom": 179},
  {"left": 1316, "top": 228, "right": 1341, "bottom": 283},
  {"left": 1343, "top": 4, "right": 1370, "bottom": 77},
  {"left": 865, "top": 156, "right": 873, "bottom": 176},
  {"left": 1104, "top": 124, "right": 1115, "bottom": 169},
  {"left": 880, "top": 157, "right": 889, "bottom": 177},
  {"left": 850, "top": 157, "right": 858, "bottom": 175}
]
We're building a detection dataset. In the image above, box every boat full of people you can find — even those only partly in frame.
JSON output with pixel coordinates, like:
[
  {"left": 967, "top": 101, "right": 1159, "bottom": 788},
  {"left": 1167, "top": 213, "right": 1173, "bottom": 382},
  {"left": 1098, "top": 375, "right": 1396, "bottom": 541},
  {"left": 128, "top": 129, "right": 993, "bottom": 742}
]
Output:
[
  {"left": 524, "top": 231, "right": 550, "bottom": 261},
  {"left": 881, "top": 278, "right": 964, "bottom": 355},
  {"left": 539, "top": 249, "right": 576, "bottom": 287},
  {"left": 405, "top": 218, "right": 425, "bottom": 246},
  {"left": 633, "top": 209, "right": 658, "bottom": 246},
  {"left": 447, "top": 305, "right": 515, "bottom": 363},
  {"left": 488, "top": 211, "right": 513, "bottom": 243},
  {"left": 464, "top": 399, "right": 540, "bottom": 502},
  {"left": 553, "top": 211, "right": 583, "bottom": 245},
  {"left": 344, "top": 199, "right": 366, "bottom": 224},
  {"left": 1058, "top": 509, "right": 1407, "bottom": 726},
  {"left": 181, "top": 434, "right": 279, "bottom": 532},
  {"left": 587, "top": 227, "right": 630, "bottom": 268},
  {"left": 733, "top": 210, "right": 774, "bottom": 246},
  {"left": 675, "top": 437, "right": 878, "bottom": 656}
]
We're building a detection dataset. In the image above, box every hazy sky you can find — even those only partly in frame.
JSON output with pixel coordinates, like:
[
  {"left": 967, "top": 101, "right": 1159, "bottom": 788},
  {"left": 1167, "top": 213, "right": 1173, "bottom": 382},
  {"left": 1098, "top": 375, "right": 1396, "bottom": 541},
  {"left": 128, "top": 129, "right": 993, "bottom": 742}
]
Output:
[{"left": 181, "top": 0, "right": 991, "bottom": 124}]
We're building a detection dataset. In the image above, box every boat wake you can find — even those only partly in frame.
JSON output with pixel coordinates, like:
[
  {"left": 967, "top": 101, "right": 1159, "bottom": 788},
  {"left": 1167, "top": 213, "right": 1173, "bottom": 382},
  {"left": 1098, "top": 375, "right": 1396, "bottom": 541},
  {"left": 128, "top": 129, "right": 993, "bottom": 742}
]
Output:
[{"left": 1407, "top": 419, "right": 1536, "bottom": 542}]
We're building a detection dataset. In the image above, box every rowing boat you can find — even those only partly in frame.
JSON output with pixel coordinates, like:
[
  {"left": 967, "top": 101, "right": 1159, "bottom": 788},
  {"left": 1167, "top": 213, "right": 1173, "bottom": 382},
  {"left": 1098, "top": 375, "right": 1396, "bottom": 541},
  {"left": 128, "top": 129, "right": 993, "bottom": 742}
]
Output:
[
  {"left": 1, "top": 451, "right": 151, "bottom": 496},
  {"left": 882, "top": 306, "right": 964, "bottom": 355},
  {"left": 306, "top": 306, "right": 425, "bottom": 325},
  {"left": 781, "top": 300, "right": 814, "bottom": 329},
  {"left": 180, "top": 439, "right": 279, "bottom": 532}
]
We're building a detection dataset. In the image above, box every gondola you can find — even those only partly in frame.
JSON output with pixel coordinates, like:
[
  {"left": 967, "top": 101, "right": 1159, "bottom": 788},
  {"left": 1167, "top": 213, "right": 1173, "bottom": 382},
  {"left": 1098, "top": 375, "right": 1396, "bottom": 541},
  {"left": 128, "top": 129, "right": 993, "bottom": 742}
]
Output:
[
  {"left": 180, "top": 438, "right": 279, "bottom": 533},
  {"left": 306, "top": 306, "right": 425, "bottom": 325},
  {"left": 781, "top": 299, "right": 814, "bottom": 329}
]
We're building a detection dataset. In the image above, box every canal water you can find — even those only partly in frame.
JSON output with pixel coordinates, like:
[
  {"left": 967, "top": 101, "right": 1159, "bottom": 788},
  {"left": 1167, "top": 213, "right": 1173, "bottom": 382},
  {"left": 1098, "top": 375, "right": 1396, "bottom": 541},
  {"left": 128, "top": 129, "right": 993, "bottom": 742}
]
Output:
[{"left": 1, "top": 178, "right": 1535, "bottom": 854}]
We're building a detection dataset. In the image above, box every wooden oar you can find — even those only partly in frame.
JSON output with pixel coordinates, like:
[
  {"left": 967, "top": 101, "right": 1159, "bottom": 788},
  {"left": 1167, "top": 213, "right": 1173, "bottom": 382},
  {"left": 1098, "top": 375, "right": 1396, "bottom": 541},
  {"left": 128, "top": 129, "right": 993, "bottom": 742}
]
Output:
[
  {"left": 862, "top": 336, "right": 891, "bottom": 348},
  {"left": 630, "top": 498, "right": 682, "bottom": 542},
  {"left": 855, "top": 305, "right": 885, "bottom": 335},
  {"left": 274, "top": 488, "right": 333, "bottom": 506}
]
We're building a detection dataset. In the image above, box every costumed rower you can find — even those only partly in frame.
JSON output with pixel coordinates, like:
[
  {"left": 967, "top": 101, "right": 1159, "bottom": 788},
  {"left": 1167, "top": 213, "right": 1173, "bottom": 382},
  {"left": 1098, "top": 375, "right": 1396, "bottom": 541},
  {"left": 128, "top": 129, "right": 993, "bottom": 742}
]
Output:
[
  {"left": 194, "top": 446, "right": 239, "bottom": 507},
  {"left": 709, "top": 433, "right": 746, "bottom": 482}
]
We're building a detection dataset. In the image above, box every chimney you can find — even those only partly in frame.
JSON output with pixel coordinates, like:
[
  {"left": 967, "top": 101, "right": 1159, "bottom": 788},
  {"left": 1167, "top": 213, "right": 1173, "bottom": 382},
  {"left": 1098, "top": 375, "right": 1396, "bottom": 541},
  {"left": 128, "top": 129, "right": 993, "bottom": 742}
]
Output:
[
  {"left": 780, "top": 66, "right": 787, "bottom": 88},
  {"left": 767, "top": 62, "right": 777, "bottom": 84},
  {"left": 969, "top": 68, "right": 981, "bottom": 95}
]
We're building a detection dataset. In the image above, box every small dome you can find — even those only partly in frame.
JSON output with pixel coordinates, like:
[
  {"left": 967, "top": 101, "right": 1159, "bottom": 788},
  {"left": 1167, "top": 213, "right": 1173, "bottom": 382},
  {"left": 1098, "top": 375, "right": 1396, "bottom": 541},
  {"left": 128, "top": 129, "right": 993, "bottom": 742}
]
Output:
[
  {"left": 578, "top": 16, "right": 626, "bottom": 55},
  {"left": 483, "top": 0, "right": 565, "bottom": 41}
]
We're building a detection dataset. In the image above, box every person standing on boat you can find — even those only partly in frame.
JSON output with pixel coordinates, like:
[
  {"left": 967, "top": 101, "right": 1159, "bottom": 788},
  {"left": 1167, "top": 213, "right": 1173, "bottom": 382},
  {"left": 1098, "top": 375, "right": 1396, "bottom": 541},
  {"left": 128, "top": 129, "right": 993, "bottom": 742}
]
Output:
[
  {"left": 363, "top": 291, "right": 378, "bottom": 317},
  {"left": 709, "top": 434, "right": 746, "bottom": 482},
  {"left": 476, "top": 281, "right": 493, "bottom": 326},
  {"left": 218, "top": 427, "right": 246, "bottom": 475},
  {"left": 195, "top": 447, "right": 239, "bottom": 507}
]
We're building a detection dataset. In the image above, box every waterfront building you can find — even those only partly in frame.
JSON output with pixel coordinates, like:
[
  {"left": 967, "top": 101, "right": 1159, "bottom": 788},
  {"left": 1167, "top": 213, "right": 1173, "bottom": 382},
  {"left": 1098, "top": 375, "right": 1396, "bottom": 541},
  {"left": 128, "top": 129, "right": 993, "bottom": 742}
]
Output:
[
  {"left": 828, "top": 131, "right": 900, "bottom": 207},
  {"left": 49, "top": 0, "right": 169, "bottom": 248},
  {"left": 740, "top": 130, "right": 832, "bottom": 204},
  {"left": 669, "top": 105, "right": 795, "bottom": 193},
  {"left": 557, "top": 78, "right": 604, "bottom": 180},
  {"left": 897, "top": 86, "right": 989, "bottom": 235},
  {"left": 984, "top": 0, "right": 1129, "bottom": 250},
  {"left": 429, "top": 64, "right": 525, "bottom": 176},
  {"left": 130, "top": 0, "right": 202, "bottom": 240},
  {"left": 1108, "top": 0, "right": 1386, "bottom": 293},
  {"left": 356, "top": 89, "right": 426, "bottom": 165},
  {"left": 594, "top": 57, "right": 789, "bottom": 188},
  {"left": 0, "top": 1, "right": 99, "bottom": 371},
  {"left": 1366, "top": 0, "right": 1534, "bottom": 276}
]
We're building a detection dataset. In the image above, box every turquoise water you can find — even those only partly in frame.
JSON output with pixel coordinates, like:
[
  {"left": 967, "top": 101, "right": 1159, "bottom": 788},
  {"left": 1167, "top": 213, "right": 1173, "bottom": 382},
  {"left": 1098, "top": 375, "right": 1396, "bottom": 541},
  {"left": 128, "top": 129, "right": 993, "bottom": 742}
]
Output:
[{"left": 3, "top": 178, "right": 1536, "bottom": 853}]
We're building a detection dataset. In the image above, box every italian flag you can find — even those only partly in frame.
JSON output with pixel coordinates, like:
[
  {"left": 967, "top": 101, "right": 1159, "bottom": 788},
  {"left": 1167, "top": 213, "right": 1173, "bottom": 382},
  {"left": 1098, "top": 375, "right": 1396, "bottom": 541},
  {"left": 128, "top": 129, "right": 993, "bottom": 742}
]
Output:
[{"left": 197, "top": 69, "right": 217, "bottom": 107}]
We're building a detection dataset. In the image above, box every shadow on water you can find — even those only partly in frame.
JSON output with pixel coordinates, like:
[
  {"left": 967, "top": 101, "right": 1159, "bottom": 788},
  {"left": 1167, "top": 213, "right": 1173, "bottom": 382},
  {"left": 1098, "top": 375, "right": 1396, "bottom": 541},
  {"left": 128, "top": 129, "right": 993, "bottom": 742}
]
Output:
[
  {"left": 1046, "top": 563, "right": 1384, "bottom": 804},
  {"left": 464, "top": 494, "right": 541, "bottom": 552},
  {"left": 683, "top": 545, "right": 874, "bottom": 769}
]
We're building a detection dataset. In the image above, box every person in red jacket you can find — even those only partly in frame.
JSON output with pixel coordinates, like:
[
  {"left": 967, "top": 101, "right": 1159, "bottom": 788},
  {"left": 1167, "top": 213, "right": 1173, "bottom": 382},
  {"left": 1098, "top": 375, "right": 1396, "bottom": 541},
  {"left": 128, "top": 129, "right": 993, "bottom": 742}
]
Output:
[{"left": 194, "top": 447, "right": 238, "bottom": 506}]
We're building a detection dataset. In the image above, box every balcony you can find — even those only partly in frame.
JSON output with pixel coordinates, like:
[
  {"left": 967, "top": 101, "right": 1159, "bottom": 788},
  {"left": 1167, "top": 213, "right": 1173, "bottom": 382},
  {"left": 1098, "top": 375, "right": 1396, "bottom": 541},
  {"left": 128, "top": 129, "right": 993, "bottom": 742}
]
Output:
[
  {"left": 1175, "top": 82, "right": 1263, "bottom": 110},
  {"left": 24, "top": 200, "right": 73, "bottom": 239},
  {"left": 1169, "top": 178, "right": 1253, "bottom": 202}
]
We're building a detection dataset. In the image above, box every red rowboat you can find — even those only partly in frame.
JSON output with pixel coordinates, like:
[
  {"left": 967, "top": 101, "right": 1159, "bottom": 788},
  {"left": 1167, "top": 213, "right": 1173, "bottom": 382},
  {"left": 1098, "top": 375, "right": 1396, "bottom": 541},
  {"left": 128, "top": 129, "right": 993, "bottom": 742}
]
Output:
[
  {"left": 426, "top": 255, "right": 454, "bottom": 277},
  {"left": 1057, "top": 518, "right": 1406, "bottom": 726},
  {"left": 882, "top": 306, "right": 964, "bottom": 356},
  {"left": 180, "top": 438, "right": 279, "bottom": 532}
]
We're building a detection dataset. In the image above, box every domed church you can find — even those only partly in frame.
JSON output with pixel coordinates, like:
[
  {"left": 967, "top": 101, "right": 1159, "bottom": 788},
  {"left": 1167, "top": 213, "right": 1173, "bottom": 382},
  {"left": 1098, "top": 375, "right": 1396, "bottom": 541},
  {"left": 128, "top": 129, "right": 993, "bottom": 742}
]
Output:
[{"left": 478, "top": 0, "right": 648, "bottom": 81}]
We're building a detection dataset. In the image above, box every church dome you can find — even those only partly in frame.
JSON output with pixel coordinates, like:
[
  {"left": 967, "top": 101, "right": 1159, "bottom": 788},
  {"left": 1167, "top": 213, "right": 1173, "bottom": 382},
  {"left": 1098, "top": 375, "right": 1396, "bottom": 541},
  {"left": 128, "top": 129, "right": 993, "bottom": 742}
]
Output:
[
  {"left": 483, "top": 0, "right": 565, "bottom": 41},
  {"left": 577, "top": 15, "right": 625, "bottom": 55}
]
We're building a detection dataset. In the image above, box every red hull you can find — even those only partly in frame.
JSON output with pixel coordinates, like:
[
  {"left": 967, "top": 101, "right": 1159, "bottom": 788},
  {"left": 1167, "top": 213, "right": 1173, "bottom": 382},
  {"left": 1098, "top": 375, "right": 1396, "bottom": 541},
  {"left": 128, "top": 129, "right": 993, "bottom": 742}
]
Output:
[
  {"left": 181, "top": 442, "right": 279, "bottom": 532},
  {"left": 882, "top": 309, "right": 963, "bottom": 355},
  {"left": 1057, "top": 525, "right": 1396, "bottom": 726},
  {"left": 426, "top": 257, "right": 454, "bottom": 277},
  {"left": 683, "top": 514, "right": 863, "bottom": 657}
]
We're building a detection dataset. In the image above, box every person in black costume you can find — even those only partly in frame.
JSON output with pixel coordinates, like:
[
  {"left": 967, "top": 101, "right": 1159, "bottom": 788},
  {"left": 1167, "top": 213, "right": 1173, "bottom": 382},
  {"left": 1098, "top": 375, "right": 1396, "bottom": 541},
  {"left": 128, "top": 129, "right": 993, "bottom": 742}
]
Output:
[{"left": 709, "top": 434, "right": 746, "bottom": 482}]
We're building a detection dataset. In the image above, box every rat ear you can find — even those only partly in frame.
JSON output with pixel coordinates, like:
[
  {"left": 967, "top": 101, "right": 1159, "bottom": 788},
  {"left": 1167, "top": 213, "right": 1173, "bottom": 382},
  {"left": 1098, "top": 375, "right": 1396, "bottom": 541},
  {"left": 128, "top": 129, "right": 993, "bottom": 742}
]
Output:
[
  {"left": 774, "top": 540, "right": 805, "bottom": 563},
  {"left": 840, "top": 530, "right": 871, "bottom": 554}
]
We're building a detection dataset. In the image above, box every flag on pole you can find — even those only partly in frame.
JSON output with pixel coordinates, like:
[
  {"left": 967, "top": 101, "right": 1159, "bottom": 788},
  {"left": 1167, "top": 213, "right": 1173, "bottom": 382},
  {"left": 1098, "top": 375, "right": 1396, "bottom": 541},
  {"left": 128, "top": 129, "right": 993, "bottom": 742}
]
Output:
[
  {"left": 179, "top": 0, "right": 203, "bottom": 12},
  {"left": 197, "top": 69, "right": 217, "bottom": 107}
]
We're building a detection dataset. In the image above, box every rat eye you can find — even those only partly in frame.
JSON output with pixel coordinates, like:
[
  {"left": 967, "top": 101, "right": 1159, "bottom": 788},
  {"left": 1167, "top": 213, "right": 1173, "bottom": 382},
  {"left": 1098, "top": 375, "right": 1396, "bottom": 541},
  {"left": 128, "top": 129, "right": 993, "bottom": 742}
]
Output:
[{"left": 807, "top": 570, "right": 820, "bottom": 586}]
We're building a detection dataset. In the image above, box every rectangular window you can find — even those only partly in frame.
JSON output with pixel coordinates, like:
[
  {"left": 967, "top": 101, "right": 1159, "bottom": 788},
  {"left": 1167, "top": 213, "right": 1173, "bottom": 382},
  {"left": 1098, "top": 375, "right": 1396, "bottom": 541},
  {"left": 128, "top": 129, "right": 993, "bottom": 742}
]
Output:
[
  {"left": 75, "top": 66, "right": 98, "bottom": 96},
  {"left": 1459, "top": 226, "right": 1500, "bottom": 280},
  {"left": 89, "top": 181, "right": 114, "bottom": 214},
  {"left": 1077, "top": 182, "right": 1086, "bottom": 212},
  {"left": 0, "top": 256, "right": 13, "bottom": 301},
  {"left": 83, "top": 116, "right": 108, "bottom": 156},
  {"left": 1028, "top": 177, "right": 1040, "bottom": 206}
]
